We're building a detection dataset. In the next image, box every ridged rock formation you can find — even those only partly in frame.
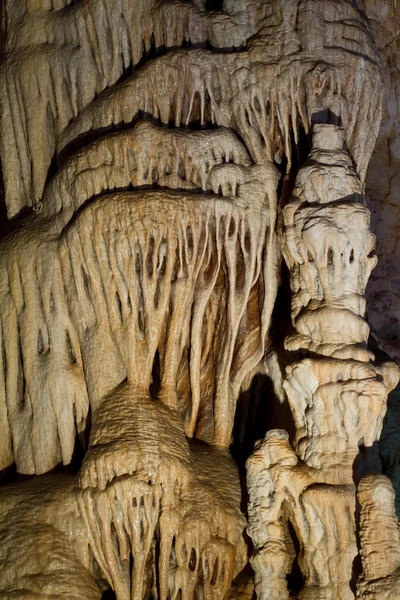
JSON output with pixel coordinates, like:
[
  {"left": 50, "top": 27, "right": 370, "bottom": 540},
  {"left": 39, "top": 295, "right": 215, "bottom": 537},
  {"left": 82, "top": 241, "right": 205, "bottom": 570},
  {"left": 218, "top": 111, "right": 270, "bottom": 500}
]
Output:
[
  {"left": 357, "top": 474, "right": 400, "bottom": 598},
  {"left": 0, "top": 1, "right": 398, "bottom": 599},
  {"left": 358, "top": 0, "right": 400, "bottom": 519},
  {"left": 0, "top": 414, "right": 247, "bottom": 600},
  {"left": 246, "top": 125, "right": 400, "bottom": 600}
]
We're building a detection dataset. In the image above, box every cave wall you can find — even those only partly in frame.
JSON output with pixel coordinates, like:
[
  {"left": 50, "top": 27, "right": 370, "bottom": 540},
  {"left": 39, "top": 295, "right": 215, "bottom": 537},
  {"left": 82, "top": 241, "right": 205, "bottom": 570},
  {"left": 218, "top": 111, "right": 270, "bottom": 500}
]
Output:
[{"left": 363, "top": 0, "right": 400, "bottom": 364}]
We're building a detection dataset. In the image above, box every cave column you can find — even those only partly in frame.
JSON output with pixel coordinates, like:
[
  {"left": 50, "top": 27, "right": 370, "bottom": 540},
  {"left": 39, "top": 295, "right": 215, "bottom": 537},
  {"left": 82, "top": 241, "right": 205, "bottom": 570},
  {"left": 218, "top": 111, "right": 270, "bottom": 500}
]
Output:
[{"left": 247, "top": 124, "right": 400, "bottom": 600}]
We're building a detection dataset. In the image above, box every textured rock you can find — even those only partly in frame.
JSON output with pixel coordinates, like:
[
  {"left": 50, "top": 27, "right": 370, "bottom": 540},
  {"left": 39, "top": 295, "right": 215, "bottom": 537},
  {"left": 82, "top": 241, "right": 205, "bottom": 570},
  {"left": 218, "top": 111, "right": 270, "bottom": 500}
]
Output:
[
  {"left": 0, "top": 441, "right": 247, "bottom": 600},
  {"left": 361, "top": 0, "right": 400, "bottom": 364},
  {"left": 0, "top": 1, "right": 398, "bottom": 599},
  {"left": 360, "top": 0, "right": 400, "bottom": 520},
  {"left": 247, "top": 123, "right": 399, "bottom": 599},
  {"left": 357, "top": 474, "right": 400, "bottom": 599},
  {"left": 247, "top": 430, "right": 358, "bottom": 600}
]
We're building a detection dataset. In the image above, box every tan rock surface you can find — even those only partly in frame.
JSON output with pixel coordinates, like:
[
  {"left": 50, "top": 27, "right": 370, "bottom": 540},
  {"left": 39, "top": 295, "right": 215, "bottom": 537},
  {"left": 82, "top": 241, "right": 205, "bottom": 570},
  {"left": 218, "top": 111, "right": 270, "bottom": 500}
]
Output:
[
  {"left": 0, "top": 1, "right": 398, "bottom": 599},
  {"left": 247, "top": 122, "right": 399, "bottom": 599}
]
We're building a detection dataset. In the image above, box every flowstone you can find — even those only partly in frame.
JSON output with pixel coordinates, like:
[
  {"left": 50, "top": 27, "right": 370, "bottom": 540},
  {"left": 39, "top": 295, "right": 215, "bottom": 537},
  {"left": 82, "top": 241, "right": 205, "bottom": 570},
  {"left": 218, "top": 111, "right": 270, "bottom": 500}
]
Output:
[{"left": 0, "top": 1, "right": 398, "bottom": 599}]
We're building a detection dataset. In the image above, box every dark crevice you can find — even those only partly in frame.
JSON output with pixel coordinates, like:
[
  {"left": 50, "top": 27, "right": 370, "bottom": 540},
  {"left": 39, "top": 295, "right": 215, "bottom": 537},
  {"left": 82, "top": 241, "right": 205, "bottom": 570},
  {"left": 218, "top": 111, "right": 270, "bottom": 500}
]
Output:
[
  {"left": 0, "top": 462, "right": 17, "bottom": 485},
  {"left": 289, "top": 124, "right": 311, "bottom": 176},
  {"left": 115, "top": 291, "right": 123, "bottom": 322},
  {"left": 231, "top": 373, "right": 278, "bottom": 468},
  {"left": 65, "top": 405, "right": 91, "bottom": 474},
  {"left": 286, "top": 520, "right": 305, "bottom": 594},
  {"left": 311, "top": 108, "right": 343, "bottom": 127},
  {"left": 205, "top": 0, "right": 224, "bottom": 10},
  {"left": 64, "top": 433, "right": 86, "bottom": 474},
  {"left": 149, "top": 350, "right": 161, "bottom": 400},
  {"left": 66, "top": 331, "right": 77, "bottom": 365}
]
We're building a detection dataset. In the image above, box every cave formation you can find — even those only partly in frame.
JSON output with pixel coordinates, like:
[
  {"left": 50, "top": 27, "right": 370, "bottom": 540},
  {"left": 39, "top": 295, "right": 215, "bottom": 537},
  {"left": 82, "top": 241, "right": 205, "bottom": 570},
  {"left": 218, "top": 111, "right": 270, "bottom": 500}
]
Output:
[{"left": 0, "top": 1, "right": 399, "bottom": 599}]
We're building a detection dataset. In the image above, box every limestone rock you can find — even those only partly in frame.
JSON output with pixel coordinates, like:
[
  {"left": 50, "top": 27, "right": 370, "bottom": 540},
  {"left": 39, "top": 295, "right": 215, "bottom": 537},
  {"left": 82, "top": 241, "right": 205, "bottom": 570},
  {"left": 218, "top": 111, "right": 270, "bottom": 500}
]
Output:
[
  {"left": 0, "top": 1, "right": 397, "bottom": 599},
  {"left": 357, "top": 474, "right": 400, "bottom": 599},
  {"left": 247, "top": 122, "right": 399, "bottom": 600}
]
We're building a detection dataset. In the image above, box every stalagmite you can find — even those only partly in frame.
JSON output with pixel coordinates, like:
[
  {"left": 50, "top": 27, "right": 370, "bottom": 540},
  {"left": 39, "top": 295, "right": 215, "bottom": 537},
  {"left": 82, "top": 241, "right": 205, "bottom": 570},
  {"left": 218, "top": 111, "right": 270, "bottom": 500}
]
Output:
[
  {"left": 247, "top": 124, "right": 400, "bottom": 600},
  {"left": 357, "top": 475, "right": 400, "bottom": 598},
  {"left": 0, "top": 1, "right": 398, "bottom": 599}
]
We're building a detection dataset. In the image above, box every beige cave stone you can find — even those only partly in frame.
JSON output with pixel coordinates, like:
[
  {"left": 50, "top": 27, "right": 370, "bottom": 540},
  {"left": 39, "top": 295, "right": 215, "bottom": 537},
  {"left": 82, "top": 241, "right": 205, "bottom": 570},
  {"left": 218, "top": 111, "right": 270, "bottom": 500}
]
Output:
[{"left": 0, "top": 1, "right": 398, "bottom": 600}]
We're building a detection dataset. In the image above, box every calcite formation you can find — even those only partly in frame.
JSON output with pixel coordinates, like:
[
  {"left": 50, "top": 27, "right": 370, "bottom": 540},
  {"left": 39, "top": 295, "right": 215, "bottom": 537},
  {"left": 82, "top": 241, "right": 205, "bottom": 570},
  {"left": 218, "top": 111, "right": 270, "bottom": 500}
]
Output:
[
  {"left": 0, "top": 1, "right": 398, "bottom": 599},
  {"left": 246, "top": 124, "right": 399, "bottom": 600}
]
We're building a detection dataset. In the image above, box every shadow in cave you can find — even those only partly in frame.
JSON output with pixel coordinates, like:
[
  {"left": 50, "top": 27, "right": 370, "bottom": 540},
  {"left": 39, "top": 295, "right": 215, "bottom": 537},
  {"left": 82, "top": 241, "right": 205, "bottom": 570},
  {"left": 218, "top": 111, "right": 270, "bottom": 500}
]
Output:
[
  {"left": 311, "top": 108, "right": 343, "bottom": 127},
  {"left": 0, "top": 462, "right": 16, "bottom": 486},
  {"left": 352, "top": 440, "right": 382, "bottom": 486},
  {"left": 205, "top": 0, "right": 224, "bottom": 10},
  {"left": 64, "top": 431, "right": 90, "bottom": 474},
  {"left": 230, "top": 260, "right": 296, "bottom": 469},
  {"left": 286, "top": 519, "right": 305, "bottom": 596},
  {"left": 350, "top": 437, "right": 384, "bottom": 591},
  {"left": 230, "top": 371, "right": 293, "bottom": 469}
]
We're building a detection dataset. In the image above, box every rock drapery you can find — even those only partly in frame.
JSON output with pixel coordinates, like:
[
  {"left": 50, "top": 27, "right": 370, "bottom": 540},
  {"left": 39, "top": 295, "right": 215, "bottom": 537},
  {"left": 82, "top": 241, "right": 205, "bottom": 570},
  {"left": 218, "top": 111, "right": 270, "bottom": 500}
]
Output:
[{"left": 0, "top": 1, "right": 398, "bottom": 599}]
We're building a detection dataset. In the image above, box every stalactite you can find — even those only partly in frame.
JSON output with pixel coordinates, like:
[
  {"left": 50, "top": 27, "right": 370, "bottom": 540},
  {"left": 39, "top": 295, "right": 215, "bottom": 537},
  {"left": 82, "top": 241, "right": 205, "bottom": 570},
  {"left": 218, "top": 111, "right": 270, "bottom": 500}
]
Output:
[
  {"left": 0, "top": 2, "right": 394, "bottom": 600},
  {"left": 0, "top": 0, "right": 383, "bottom": 217}
]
